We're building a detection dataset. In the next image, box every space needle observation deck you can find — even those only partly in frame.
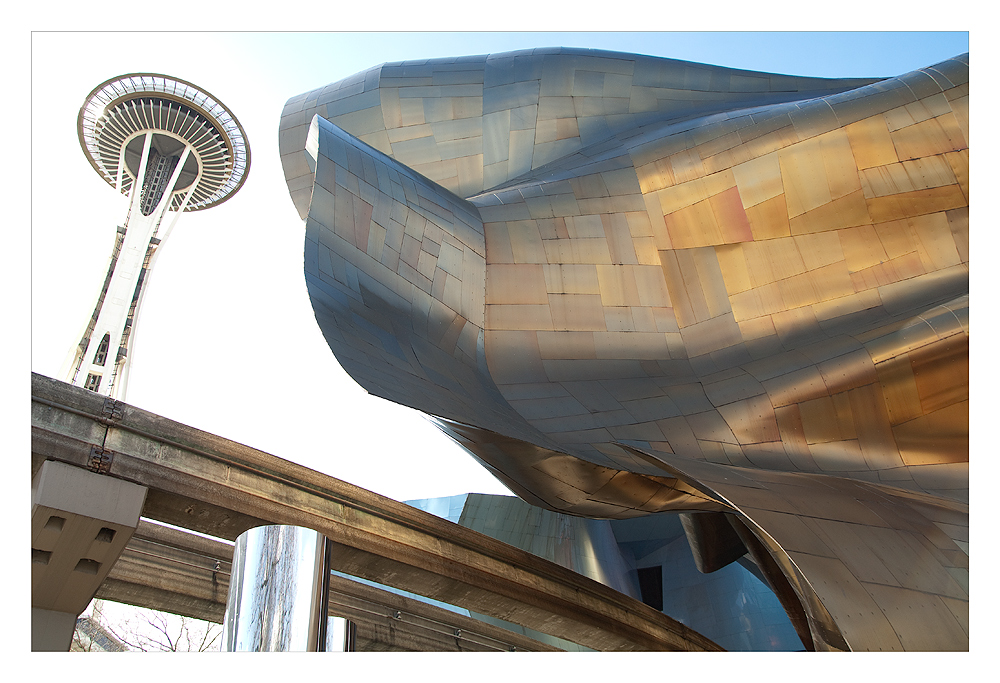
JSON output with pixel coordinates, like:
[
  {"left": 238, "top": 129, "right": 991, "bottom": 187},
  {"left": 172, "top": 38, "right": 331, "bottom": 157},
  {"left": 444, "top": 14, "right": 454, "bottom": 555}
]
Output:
[{"left": 68, "top": 73, "right": 250, "bottom": 399}]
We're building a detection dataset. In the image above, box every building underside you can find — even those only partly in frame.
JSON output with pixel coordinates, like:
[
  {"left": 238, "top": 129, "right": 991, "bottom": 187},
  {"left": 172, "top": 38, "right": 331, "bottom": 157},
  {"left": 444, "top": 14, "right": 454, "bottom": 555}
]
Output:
[{"left": 278, "top": 48, "right": 969, "bottom": 650}]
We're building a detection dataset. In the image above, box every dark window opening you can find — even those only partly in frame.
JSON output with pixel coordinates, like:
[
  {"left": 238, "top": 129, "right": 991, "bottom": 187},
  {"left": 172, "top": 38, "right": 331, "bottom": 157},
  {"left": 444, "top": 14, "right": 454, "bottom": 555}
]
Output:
[
  {"left": 637, "top": 565, "right": 663, "bottom": 611},
  {"left": 84, "top": 373, "right": 102, "bottom": 392},
  {"left": 93, "top": 333, "right": 110, "bottom": 366}
]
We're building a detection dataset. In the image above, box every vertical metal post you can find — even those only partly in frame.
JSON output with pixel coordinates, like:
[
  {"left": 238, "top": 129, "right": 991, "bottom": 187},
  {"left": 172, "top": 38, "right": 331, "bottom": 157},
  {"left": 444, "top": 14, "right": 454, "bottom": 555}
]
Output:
[{"left": 222, "top": 525, "right": 330, "bottom": 651}]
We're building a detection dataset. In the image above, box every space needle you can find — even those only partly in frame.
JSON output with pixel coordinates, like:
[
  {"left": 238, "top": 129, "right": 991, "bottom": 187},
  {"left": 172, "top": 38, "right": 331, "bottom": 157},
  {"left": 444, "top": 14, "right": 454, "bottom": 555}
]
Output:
[{"left": 68, "top": 74, "right": 250, "bottom": 399}]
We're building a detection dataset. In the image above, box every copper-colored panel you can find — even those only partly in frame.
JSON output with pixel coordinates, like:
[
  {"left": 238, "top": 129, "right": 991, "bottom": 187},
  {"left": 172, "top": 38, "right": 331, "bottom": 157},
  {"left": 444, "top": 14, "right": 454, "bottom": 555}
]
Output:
[{"left": 708, "top": 186, "right": 753, "bottom": 244}]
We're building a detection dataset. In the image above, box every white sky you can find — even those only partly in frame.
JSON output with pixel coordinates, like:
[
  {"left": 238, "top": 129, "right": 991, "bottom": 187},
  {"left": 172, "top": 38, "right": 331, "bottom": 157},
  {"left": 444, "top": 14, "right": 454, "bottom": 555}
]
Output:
[{"left": 28, "top": 31, "right": 970, "bottom": 503}]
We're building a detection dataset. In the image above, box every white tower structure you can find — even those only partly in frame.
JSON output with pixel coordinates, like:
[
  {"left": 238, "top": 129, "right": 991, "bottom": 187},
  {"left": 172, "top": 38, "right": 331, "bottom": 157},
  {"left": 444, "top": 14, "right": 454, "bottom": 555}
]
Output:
[{"left": 69, "top": 74, "right": 250, "bottom": 399}]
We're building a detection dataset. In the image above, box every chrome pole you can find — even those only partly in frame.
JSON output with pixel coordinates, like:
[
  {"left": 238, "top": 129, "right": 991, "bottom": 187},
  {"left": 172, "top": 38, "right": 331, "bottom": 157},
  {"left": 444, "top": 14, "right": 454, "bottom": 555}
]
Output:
[{"left": 222, "top": 525, "right": 329, "bottom": 651}]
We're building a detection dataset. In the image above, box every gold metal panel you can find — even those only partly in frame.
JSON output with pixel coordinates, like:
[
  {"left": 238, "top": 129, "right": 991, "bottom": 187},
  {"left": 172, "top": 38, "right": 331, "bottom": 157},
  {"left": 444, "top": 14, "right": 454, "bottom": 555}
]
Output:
[
  {"left": 845, "top": 115, "right": 899, "bottom": 169},
  {"left": 892, "top": 401, "right": 968, "bottom": 466},
  {"left": 741, "top": 193, "right": 790, "bottom": 240},
  {"left": 505, "top": 221, "right": 546, "bottom": 264},
  {"left": 946, "top": 207, "right": 969, "bottom": 263},
  {"left": 890, "top": 113, "right": 967, "bottom": 160},
  {"left": 908, "top": 211, "right": 962, "bottom": 271},
  {"left": 547, "top": 293, "right": 606, "bottom": 331},
  {"left": 788, "top": 189, "right": 872, "bottom": 235},
  {"left": 732, "top": 151, "right": 783, "bottom": 208},
  {"left": 542, "top": 237, "right": 613, "bottom": 265},
  {"left": 709, "top": 186, "right": 754, "bottom": 244},
  {"left": 663, "top": 199, "right": 721, "bottom": 249},
  {"left": 653, "top": 168, "right": 734, "bottom": 216},
  {"left": 861, "top": 583, "right": 966, "bottom": 651},
  {"left": 875, "top": 353, "right": 923, "bottom": 425},
  {"left": 486, "top": 264, "right": 549, "bottom": 304},
  {"left": 839, "top": 224, "right": 888, "bottom": 272},
  {"left": 777, "top": 135, "right": 834, "bottom": 218},
  {"left": 744, "top": 239, "right": 807, "bottom": 287},
  {"left": 659, "top": 248, "right": 731, "bottom": 327},
  {"left": 596, "top": 264, "right": 641, "bottom": 307},
  {"left": 884, "top": 92, "right": 950, "bottom": 131},
  {"left": 602, "top": 214, "right": 640, "bottom": 265},
  {"left": 784, "top": 551, "right": 904, "bottom": 651},
  {"left": 808, "top": 440, "right": 867, "bottom": 472},
  {"left": 536, "top": 331, "right": 596, "bottom": 360},
  {"left": 562, "top": 215, "right": 607, "bottom": 240},
  {"left": 680, "top": 312, "right": 742, "bottom": 358},
  {"left": 716, "top": 394, "right": 779, "bottom": 444},
  {"left": 485, "top": 303, "right": 553, "bottom": 330},
  {"left": 593, "top": 331, "right": 670, "bottom": 360},
  {"left": 714, "top": 244, "right": 752, "bottom": 295},
  {"left": 798, "top": 393, "right": 855, "bottom": 445},
  {"left": 635, "top": 157, "right": 676, "bottom": 194},
  {"left": 910, "top": 333, "right": 968, "bottom": 413},
  {"left": 482, "top": 331, "right": 547, "bottom": 386},
  {"left": 542, "top": 263, "right": 601, "bottom": 295},
  {"left": 630, "top": 265, "right": 673, "bottom": 307},
  {"left": 848, "top": 384, "right": 905, "bottom": 471},
  {"left": 865, "top": 183, "right": 967, "bottom": 224},
  {"left": 945, "top": 150, "right": 969, "bottom": 203},
  {"left": 859, "top": 155, "right": 956, "bottom": 198},
  {"left": 762, "top": 365, "right": 829, "bottom": 408}
]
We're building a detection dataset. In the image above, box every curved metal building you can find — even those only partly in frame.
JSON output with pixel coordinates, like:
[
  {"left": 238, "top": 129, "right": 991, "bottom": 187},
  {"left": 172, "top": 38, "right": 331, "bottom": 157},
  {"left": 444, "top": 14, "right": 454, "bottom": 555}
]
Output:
[
  {"left": 279, "top": 49, "right": 969, "bottom": 651},
  {"left": 69, "top": 74, "right": 250, "bottom": 399}
]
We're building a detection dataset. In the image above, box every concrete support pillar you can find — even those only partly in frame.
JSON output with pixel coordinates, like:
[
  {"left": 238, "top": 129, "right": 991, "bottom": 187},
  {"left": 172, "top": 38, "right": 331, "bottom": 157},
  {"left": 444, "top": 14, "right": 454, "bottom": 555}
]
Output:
[
  {"left": 222, "top": 525, "right": 352, "bottom": 651},
  {"left": 31, "top": 461, "right": 147, "bottom": 651}
]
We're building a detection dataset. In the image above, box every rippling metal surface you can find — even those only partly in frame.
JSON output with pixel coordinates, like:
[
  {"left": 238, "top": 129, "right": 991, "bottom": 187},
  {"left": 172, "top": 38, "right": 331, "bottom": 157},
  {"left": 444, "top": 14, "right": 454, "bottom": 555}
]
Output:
[{"left": 281, "top": 47, "right": 969, "bottom": 650}]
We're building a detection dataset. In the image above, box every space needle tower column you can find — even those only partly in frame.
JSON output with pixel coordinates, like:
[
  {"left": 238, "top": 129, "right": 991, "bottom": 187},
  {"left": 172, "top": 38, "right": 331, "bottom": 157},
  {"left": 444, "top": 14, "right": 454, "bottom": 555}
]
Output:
[{"left": 70, "top": 74, "right": 250, "bottom": 399}]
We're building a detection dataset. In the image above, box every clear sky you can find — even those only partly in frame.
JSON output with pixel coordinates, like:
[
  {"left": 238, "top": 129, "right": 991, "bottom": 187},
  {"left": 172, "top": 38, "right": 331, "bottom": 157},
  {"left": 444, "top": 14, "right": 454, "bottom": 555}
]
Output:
[{"left": 29, "top": 31, "right": 969, "bottom": 505}]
